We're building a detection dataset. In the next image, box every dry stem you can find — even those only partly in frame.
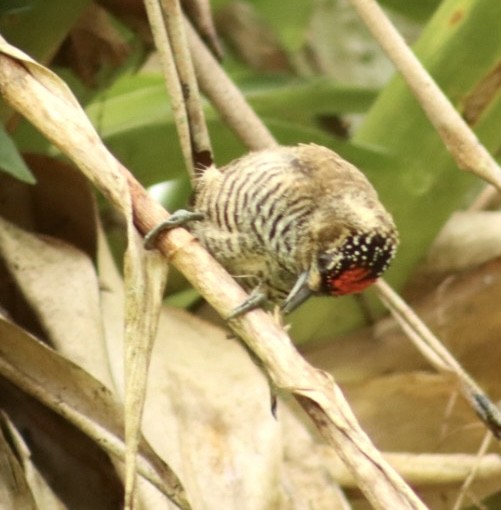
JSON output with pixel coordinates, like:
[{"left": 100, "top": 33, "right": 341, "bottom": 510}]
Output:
[
  {"left": 468, "top": 185, "right": 499, "bottom": 212},
  {"left": 186, "top": 18, "right": 279, "bottom": 151},
  {"left": 144, "top": 0, "right": 194, "bottom": 175},
  {"left": 160, "top": 0, "right": 213, "bottom": 172},
  {"left": 347, "top": 0, "right": 501, "bottom": 191},
  {"left": 452, "top": 431, "right": 494, "bottom": 510}
]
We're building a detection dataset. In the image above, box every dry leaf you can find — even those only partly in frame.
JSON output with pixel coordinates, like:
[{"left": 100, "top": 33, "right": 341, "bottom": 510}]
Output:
[
  {"left": 407, "top": 211, "right": 501, "bottom": 297},
  {"left": 215, "top": 1, "right": 291, "bottom": 73},
  {"left": 141, "top": 307, "right": 286, "bottom": 508},
  {"left": 124, "top": 230, "right": 168, "bottom": 509},
  {"left": 56, "top": 4, "right": 131, "bottom": 86},
  {"left": 0, "top": 414, "right": 37, "bottom": 510},
  {"left": 0, "top": 216, "right": 114, "bottom": 387},
  {"left": 0, "top": 313, "right": 187, "bottom": 507},
  {"left": 1, "top": 412, "right": 71, "bottom": 510},
  {"left": 0, "top": 35, "right": 180, "bottom": 507},
  {"left": 0, "top": 155, "right": 97, "bottom": 258}
]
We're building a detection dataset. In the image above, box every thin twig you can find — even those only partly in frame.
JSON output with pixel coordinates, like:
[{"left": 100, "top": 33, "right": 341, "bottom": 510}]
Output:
[
  {"left": 181, "top": 0, "right": 223, "bottom": 59},
  {"left": 452, "top": 430, "right": 493, "bottom": 510},
  {"left": 160, "top": 0, "right": 214, "bottom": 173},
  {"left": 186, "top": 18, "right": 279, "bottom": 151},
  {"left": 347, "top": 0, "right": 501, "bottom": 191},
  {"left": 144, "top": 0, "right": 194, "bottom": 176},
  {"left": 468, "top": 185, "right": 499, "bottom": 212}
]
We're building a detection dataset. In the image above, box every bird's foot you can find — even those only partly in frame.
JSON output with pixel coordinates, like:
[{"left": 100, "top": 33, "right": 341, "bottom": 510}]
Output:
[
  {"left": 281, "top": 271, "right": 313, "bottom": 314},
  {"left": 144, "top": 209, "right": 204, "bottom": 249},
  {"left": 226, "top": 288, "right": 267, "bottom": 320}
]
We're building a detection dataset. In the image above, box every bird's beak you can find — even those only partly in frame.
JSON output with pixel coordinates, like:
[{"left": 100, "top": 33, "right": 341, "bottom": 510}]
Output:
[{"left": 282, "top": 271, "right": 313, "bottom": 314}]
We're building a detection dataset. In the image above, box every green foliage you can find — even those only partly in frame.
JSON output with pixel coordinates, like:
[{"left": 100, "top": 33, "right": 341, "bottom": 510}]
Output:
[
  {"left": 251, "top": 0, "right": 315, "bottom": 50},
  {"left": 0, "top": 126, "right": 35, "bottom": 183},
  {"left": 0, "top": 0, "right": 90, "bottom": 64},
  {"left": 0, "top": 0, "right": 34, "bottom": 16},
  {"left": 380, "top": 0, "right": 440, "bottom": 22}
]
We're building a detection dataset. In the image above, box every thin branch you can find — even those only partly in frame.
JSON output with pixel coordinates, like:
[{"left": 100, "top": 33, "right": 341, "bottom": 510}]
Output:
[
  {"left": 160, "top": 0, "right": 214, "bottom": 173},
  {"left": 452, "top": 431, "right": 493, "bottom": 510},
  {"left": 181, "top": 0, "right": 223, "bottom": 60},
  {"left": 347, "top": 0, "right": 501, "bottom": 191},
  {"left": 144, "top": 0, "right": 194, "bottom": 176},
  {"left": 329, "top": 450, "right": 501, "bottom": 488},
  {"left": 468, "top": 185, "right": 499, "bottom": 212},
  {"left": 186, "top": 18, "right": 279, "bottom": 151}
]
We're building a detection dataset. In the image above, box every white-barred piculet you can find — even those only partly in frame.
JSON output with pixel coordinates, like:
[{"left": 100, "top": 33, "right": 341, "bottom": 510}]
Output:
[{"left": 147, "top": 143, "right": 398, "bottom": 315}]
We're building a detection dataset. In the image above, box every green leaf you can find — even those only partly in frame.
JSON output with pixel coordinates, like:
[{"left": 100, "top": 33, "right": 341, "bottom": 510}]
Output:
[
  {"left": 83, "top": 74, "right": 385, "bottom": 187},
  {"left": 0, "top": 126, "right": 35, "bottom": 183},
  {"left": 0, "top": 0, "right": 33, "bottom": 16},
  {"left": 252, "top": 0, "right": 315, "bottom": 51},
  {"left": 0, "top": 0, "right": 90, "bottom": 64},
  {"left": 379, "top": 0, "right": 440, "bottom": 22},
  {"left": 245, "top": 78, "right": 378, "bottom": 120}
]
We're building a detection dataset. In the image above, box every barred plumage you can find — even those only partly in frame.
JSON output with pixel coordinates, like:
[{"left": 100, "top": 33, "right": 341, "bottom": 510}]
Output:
[{"left": 190, "top": 143, "right": 398, "bottom": 311}]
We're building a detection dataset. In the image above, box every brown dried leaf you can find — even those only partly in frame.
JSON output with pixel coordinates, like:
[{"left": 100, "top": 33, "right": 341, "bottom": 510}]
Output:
[
  {"left": 142, "top": 306, "right": 285, "bottom": 508},
  {"left": 1, "top": 413, "right": 69, "bottom": 510},
  {"left": 215, "top": 1, "right": 291, "bottom": 73},
  {"left": 0, "top": 216, "right": 114, "bottom": 386},
  {"left": 56, "top": 5, "right": 131, "bottom": 86},
  {"left": 344, "top": 374, "right": 501, "bottom": 508},
  {"left": 407, "top": 211, "right": 501, "bottom": 297},
  {"left": 0, "top": 415, "right": 37, "bottom": 510},
  {"left": 182, "top": 0, "right": 223, "bottom": 59},
  {"left": 0, "top": 155, "right": 97, "bottom": 258},
  {"left": 0, "top": 314, "right": 187, "bottom": 507},
  {"left": 280, "top": 374, "right": 501, "bottom": 509},
  {"left": 0, "top": 37, "right": 186, "bottom": 507},
  {"left": 124, "top": 231, "right": 168, "bottom": 509}
]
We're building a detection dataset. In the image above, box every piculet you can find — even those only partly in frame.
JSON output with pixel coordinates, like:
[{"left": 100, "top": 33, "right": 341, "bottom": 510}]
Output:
[{"left": 147, "top": 143, "right": 398, "bottom": 316}]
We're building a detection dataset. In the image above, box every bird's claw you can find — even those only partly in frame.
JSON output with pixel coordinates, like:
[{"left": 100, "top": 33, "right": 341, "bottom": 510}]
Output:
[
  {"left": 144, "top": 209, "right": 204, "bottom": 249},
  {"left": 226, "top": 289, "right": 267, "bottom": 320}
]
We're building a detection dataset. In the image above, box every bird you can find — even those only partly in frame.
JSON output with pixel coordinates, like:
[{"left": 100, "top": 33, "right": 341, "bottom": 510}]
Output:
[{"left": 146, "top": 143, "right": 398, "bottom": 316}]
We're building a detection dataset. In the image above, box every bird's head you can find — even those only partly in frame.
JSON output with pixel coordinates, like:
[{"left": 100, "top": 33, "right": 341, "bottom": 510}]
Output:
[
  {"left": 316, "top": 231, "right": 398, "bottom": 295},
  {"left": 282, "top": 196, "right": 398, "bottom": 314}
]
